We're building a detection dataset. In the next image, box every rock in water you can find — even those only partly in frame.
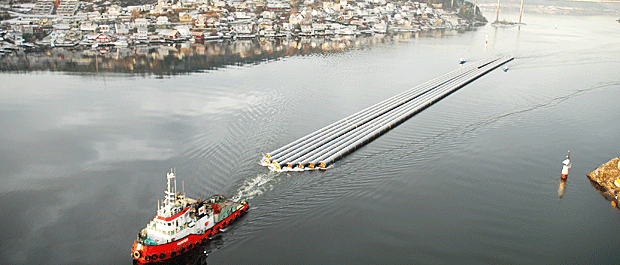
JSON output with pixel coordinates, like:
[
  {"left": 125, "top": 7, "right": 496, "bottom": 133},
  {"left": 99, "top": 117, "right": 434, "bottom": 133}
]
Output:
[{"left": 587, "top": 158, "right": 620, "bottom": 199}]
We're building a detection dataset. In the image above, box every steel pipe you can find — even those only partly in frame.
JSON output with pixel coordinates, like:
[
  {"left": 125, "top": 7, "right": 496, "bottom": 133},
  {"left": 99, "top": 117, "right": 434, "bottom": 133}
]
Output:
[
  {"left": 294, "top": 64, "right": 493, "bottom": 169},
  {"left": 307, "top": 64, "right": 494, "bottom": 168},
  {"left": 263, "top": 57, "right": 498, "bottom": 163},
  {"left": 262, "top": 56, "right": 513, "bottom": 171},
  {"left": 318, "top": 57, "right": 514, "bottom": 169},
  {"left": 266, "top": 58, "right": 499, "bottom": 165}
]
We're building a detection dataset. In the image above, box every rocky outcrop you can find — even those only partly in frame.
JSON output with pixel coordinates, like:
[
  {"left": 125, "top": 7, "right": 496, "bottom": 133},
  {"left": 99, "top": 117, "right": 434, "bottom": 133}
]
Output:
[{"left": 587, "top": 158, "right": 620, "bottom": 199}]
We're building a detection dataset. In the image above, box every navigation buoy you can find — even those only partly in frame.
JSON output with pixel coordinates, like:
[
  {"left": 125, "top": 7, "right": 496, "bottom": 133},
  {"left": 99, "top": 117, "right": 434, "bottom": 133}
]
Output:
[{"left": 561, "top": 151, "right": 571, "bottom": 180}]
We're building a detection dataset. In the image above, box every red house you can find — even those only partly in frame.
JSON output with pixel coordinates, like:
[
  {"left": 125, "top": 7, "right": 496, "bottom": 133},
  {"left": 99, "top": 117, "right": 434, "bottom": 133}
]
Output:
[{"left": 95, "top": 33, "right": 111, "bottom": 44}]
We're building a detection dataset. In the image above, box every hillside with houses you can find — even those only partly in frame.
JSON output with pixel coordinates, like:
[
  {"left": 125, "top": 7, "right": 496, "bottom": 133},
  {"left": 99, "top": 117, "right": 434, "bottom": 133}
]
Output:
[{"left": 0, "top": 0, "right": 485, "bottom": 54}]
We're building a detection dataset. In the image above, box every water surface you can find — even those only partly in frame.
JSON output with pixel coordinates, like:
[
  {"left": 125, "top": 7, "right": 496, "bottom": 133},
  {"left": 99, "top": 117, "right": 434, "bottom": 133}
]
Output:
[{"left": 1, "top": 12, "right": 619, "bottom": 264}]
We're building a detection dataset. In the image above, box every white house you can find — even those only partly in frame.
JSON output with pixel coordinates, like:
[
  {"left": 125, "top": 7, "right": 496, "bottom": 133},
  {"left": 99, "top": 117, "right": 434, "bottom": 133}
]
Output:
[
  {"left": 107, "top": 5, "right": 121, "bottom": 19},
  {"left": 156, "top": 16, "right": 170, "bottom": 26},
  {"left": 289, "top": 13, "right": 303, "bottom": 25},
  {"left": 99, "top": 24, "right": 111, "bottom": 32},
  {"left": 80, "top": 21, "right": 97, "bottom": 31},
  {"left": 134, "top": 18, "right": 149, "bottom": 28},
  {"left": 158, "top": 29, "right": 180, "bottom": 40},
  {"left": 174, "top": 25, "right": 190, "bottom": 37},
  {"left": 115, "top": 23, "right": 130, "bottom": 34},
  {"left": 134, "top": 26, "right": 149, "bottom": 39}
]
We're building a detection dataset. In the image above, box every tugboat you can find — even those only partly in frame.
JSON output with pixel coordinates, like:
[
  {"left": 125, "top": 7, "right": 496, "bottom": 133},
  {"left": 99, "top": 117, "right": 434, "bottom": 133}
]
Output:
[{"left": 131, "top": 171, "right": 249, "bottom": 263}]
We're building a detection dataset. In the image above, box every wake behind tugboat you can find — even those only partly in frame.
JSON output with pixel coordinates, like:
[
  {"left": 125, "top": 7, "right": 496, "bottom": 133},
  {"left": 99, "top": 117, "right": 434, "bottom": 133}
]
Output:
[{"left": 131, "top": 171, "right": 249, "bottom": 263}]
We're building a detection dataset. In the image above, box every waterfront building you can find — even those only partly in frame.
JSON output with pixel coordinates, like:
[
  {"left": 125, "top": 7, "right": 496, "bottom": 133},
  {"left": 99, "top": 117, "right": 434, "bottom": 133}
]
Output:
[
  {"left": 212, "top": 1, "right": 226, "bottom": 8},
  {"left": 179, "top": 12, "right": 195, "bottom": 23},
  {"left": 99, "top": 24, "right": 111, "bottom": 33},
  {"left": 85, "top": 11, "right": 100, "bottom": 21},
  {"left": 134, "top": 27, "right": 149, "bottom": 40},
  {"left": 95, "top": 33, "right": 112, "bottom": 44},
  {"left": 80, "top": 21, "right": 97, "bottom": 32},
  {"left": 56, "top": 0, "right": 79, "bottom": 16},
  {"left": 289, "top": 13, "right": 303, "bottom": 25},
  {"left": 195, "top": 15, "right": 207, "bottom": 28},
  {"left": 190, "top": 30, "right": 204, "bottom": 41},
  {"left": 126, "top": 6, "right": 146, "bottom": 13},
  {"left": 32, "top": 0, "right": 55, "bottom": 15},
  {"left": 175, "top": 26, "right": 191, "bottom": 38},
  {"left": 235, "top": 22, "right": 254, "bottom": 35},
  {"left": 157, "top": 16, "right": 170, "bottom": 27},
  {"left": 115, "top": 23, "right": 130, "bottom": 35},
  {"left": 159, "top": 29, "right": 180, "bottom": 41},
  {"left": 0, "top": 0, "right": 485, "bottom": 51},
  {"left": 107, "top": 5, "right": 122, "bottom": 20},
  {"left": 4, "top": 31, "right": 24, "bottom": 45},
  {"left": 134, "top": 18, "right": 150, "bottom": 28},
  {"left": 234, "top": 12, "right": 254, "bottom": 21}
]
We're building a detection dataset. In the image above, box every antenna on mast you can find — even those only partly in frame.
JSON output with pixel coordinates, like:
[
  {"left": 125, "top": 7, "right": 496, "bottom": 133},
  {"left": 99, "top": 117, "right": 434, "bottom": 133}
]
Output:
[{"left": 174, "top": 168, "right": 177, "bottom": 200}]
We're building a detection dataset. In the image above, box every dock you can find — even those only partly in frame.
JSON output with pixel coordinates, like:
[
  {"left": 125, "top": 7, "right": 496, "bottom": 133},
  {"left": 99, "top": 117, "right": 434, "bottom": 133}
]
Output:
[{"left": 261, "top": 56, "right": 514, "bottom": 171}]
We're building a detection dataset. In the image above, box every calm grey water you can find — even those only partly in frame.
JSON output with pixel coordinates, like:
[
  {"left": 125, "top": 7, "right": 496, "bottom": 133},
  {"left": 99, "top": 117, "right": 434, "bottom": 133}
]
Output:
[{"left": 1, "top": 12, "right": 620, "bottom": 264}]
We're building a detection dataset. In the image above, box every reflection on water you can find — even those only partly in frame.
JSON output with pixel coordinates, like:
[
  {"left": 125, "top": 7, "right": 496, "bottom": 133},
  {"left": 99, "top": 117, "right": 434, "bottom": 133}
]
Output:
[
  {"left": 588, "top": 178, "right": 618, "bottom": 204},
  {"left": 0, "top": 30, "right": 473, "bottom": 75},
  {"left": 558, "top": 179, "right": 566, "bottom": 199},
  {"left": 2, "top": 11, "right": 620, "bottom": 264}
]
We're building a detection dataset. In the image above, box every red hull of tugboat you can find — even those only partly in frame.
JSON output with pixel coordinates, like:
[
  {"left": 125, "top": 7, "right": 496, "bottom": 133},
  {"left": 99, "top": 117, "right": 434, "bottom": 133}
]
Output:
[{"left": 132, "top": 203, "right": 249, "bottom": 263}]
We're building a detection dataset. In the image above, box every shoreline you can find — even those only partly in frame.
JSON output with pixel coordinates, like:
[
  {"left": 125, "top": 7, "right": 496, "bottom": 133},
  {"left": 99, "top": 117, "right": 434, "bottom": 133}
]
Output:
[
  {"left": 0, "top": 28, "right": 479, "bottom": 74},
  {"left": 1, "top": 0, "right": 485, "bottom": 59}
]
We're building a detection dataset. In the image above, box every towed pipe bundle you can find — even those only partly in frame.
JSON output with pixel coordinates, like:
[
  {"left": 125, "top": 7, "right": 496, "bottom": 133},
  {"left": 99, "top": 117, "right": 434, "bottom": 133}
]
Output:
[
  {"left": 275, "top": 65, "right": 488, "bottom": 168},
  {"left": 263, "top": 56, "right": 513, "bottom": 171},
  {"left": 292, "top": 97, "right": 421, "bottom": 168},
  {"left": 266, "top": 62, "right": 482, "bottom": 165},
  {"left": 317, "top": 57, "right": 513, "bottom": 169},
  {"left": 277, "top": 57, "right": 511, "bottom": 170},
  {"left": 263, "top": 57, "right": 499, "bottom": 164},
  {"left": 293, "top": 64, "right": 494, "bottom": 169},
  {"left": 318, "top": 56, "right": 514, "bottom": 169},
  {"left": 274, "top": 62, "right": 495, "bottom": 169},
  {"left": 267, "top": 58, "right": 502, "bottom": 167},
  {"left": 307, "top": 64, "right": 494, "bottom": 168}
]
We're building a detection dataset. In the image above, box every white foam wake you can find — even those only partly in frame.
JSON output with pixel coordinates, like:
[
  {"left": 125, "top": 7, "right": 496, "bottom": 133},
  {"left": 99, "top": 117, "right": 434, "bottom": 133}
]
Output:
[{"left": 232, "top": 171, "right": 279, "bottom": 201}]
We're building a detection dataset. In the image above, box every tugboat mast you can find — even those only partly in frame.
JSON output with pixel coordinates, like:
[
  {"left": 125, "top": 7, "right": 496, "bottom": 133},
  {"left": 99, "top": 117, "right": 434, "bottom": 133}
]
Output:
[{"left": 165, "top": 171, "right": 177, "bottom": 207}]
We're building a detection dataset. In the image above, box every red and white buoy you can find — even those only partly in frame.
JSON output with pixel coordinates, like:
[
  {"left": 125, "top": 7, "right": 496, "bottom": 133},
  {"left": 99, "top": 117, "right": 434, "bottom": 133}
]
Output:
[{"left": 561, "top": 151, "right": 571, "bottom": 180}]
